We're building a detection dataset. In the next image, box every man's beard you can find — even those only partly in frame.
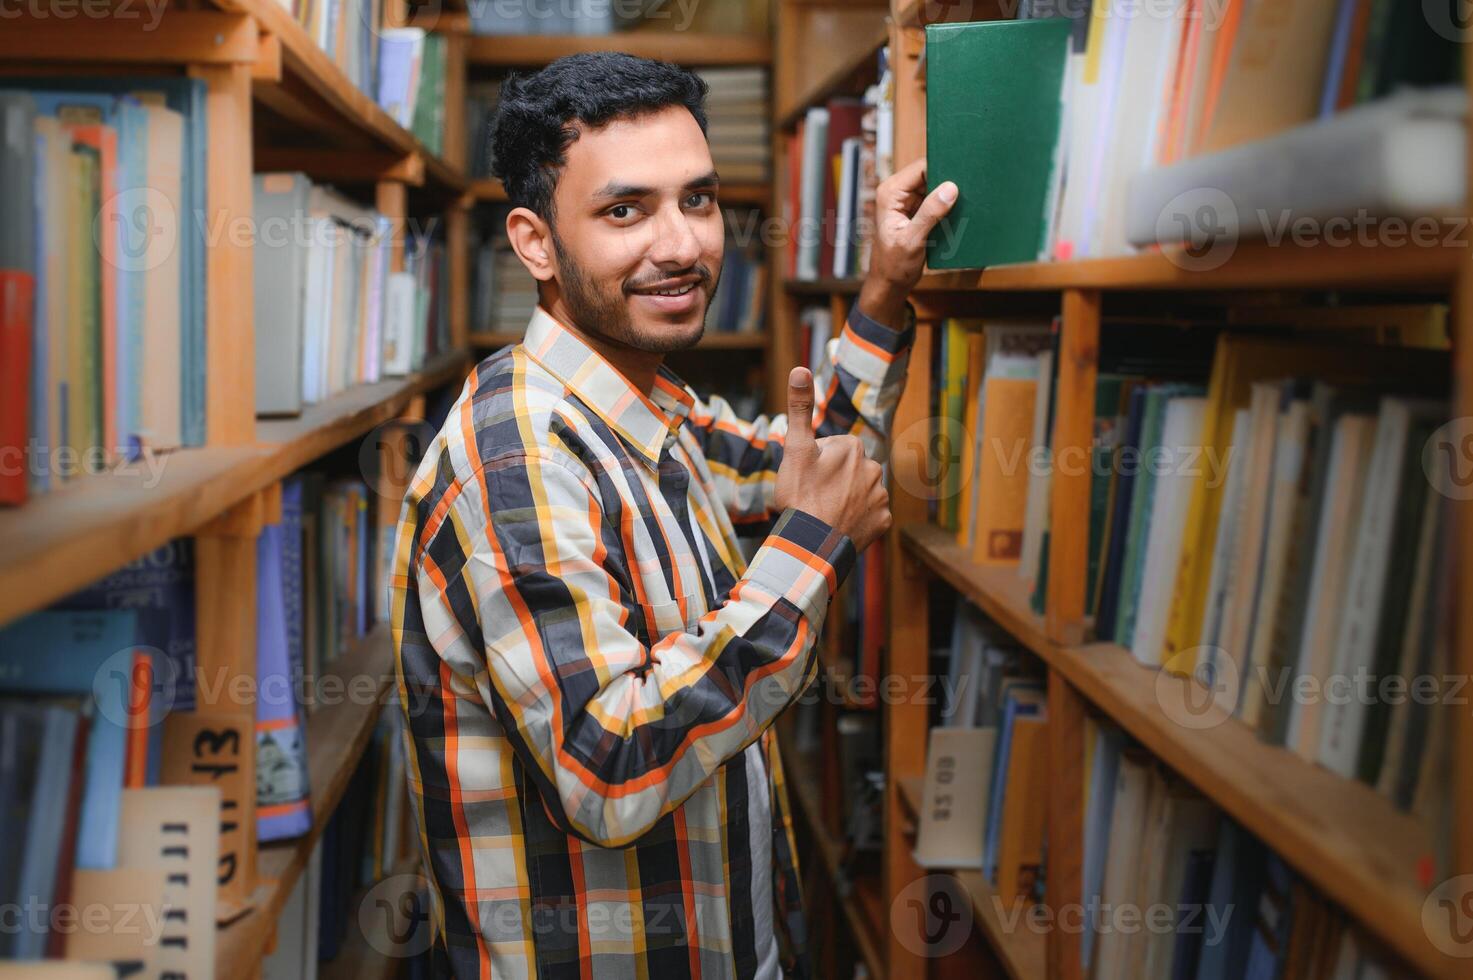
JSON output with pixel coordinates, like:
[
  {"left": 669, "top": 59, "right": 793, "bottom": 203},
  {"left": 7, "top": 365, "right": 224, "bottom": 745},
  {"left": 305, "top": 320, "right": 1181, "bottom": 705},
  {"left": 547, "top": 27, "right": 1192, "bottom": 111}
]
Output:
[{"left": 550, "top": 225, "right": 717, "bottom": 354}]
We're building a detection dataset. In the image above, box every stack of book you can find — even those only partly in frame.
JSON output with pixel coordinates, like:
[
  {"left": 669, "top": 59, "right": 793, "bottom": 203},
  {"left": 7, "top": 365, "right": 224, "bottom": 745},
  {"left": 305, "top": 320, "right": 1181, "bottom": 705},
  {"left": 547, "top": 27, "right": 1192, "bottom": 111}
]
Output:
[
  {"left": 921, "top": 3, "right": 1463, "bottom": 268},
  {"left": 253, "top": 173, "right": 447, "bottom": 417},
  {"left": 465, "top": 79, "right": 502, "bottom": 179},
  {"left": 706, "top": 220, "right": 766, "bottom": 336},
  {"left": 468, "top": 1, "right": 637, "bottom": 34},
  {"left": 472, "top": 238, "right": 540, "bottom": 339},
  {"left": 0, "top": 82, "right": 211, "bottom": 505},
  {"left": 696, "top": 67, "right": 770, "bottom": 185},
  {"left": 785, "top": 48, "right": 891, "bottom": 281},
  {"left": 1082, "top": 722, "right": 1409, "bottom": 979},
  {"left": 937, "top": 309, "right": 1453, "bottom": 813}
]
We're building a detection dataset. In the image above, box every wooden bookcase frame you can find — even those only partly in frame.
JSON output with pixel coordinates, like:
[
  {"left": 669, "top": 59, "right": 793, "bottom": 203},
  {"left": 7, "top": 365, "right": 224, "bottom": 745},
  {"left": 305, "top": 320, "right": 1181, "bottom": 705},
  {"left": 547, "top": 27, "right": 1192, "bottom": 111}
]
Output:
[
  {"left": 772, "top": 2, "right": 1473, "bottom": 979},
  {"left": 0, "top": 2, "right": 473, "bottom": 974}
]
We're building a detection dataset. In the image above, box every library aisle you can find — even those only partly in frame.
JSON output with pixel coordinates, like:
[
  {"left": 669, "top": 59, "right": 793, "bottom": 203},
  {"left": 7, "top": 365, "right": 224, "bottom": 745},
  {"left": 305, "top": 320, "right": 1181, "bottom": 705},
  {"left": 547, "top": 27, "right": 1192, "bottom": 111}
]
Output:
[{"left": 0, "top": 1, "right": 1468, "bottom": 979}]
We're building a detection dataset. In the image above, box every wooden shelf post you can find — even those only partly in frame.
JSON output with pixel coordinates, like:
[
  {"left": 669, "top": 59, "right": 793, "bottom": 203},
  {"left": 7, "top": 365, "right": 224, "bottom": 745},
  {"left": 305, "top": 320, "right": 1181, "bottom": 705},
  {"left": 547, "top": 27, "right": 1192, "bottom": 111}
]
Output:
[
  {"left": 885, "top": 318, "right": 938, "bottom": 979},
  {"left": 1045, "top": 674, "right": 1087, "bottom": 980},
  {"left": 1044, "top": 289, "right": 1100, "bottom": 646},
  {"left": 191, "top": 62, "right": 258, "bottom": 446}
]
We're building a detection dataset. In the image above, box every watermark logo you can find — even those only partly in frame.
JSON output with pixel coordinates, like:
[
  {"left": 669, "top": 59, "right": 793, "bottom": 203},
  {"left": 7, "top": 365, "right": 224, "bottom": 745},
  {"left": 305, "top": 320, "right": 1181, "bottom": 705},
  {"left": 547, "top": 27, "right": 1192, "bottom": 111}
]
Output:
[
  {"left": 1423, "top": 874, "right": 1473, "bottom": 958},
  {"left": 100, "top": 187, "right": 178, "bottom": 274},
  {"left": 359, "top": 418, "right": 438, "bottom": 501},
  {"left": 1154, "top": 647, "right": 1237, "bottom": 731},
  {"left": 890, "top": 874, "right": 973, "bottom": 958},
  {"left": 891, "top": 415, "right": 972, "bottom": 503},
  {"left": 360, "top": 874, "right": 433, "bottom": 958},
  {"left": 1424, "top": 417, "right": 1473, "bottom": 501},
  {"left": 1156, "top": 187, "right": 1239, "bottom": 272},
  {"left": 92, "top": 645, "right": 182, "bottom": 730},
  {"left": 1424, "top": 0, "right": 1473, "bottom": 42}
]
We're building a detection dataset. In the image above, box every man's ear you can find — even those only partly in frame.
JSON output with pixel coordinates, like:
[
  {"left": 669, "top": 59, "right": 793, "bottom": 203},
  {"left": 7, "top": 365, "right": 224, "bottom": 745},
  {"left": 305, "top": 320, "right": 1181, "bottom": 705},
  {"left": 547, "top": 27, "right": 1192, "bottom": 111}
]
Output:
[{"left": 505, "top": 207, "right": 557, "bottom": 283}]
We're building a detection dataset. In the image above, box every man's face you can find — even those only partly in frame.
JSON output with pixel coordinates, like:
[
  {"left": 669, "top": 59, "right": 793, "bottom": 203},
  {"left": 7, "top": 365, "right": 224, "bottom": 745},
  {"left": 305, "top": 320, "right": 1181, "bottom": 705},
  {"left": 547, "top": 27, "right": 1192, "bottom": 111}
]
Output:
[{"left": 546, "top": 105, "right": 725, "bottom": 353}]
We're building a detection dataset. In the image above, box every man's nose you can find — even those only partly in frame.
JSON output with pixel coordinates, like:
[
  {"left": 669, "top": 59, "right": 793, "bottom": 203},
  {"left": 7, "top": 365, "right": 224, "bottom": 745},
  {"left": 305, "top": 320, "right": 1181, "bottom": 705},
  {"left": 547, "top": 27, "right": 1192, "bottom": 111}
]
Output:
[{"left": 648, "top": 206, "right": 702, "bottom": 268}]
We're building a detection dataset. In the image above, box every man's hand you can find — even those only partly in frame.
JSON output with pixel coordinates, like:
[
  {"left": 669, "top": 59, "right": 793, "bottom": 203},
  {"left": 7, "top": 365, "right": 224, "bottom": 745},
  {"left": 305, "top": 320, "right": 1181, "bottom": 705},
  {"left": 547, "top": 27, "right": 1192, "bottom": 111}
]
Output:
[
  {"left": 860, "top": 159, "right": 959, "bottom": 329},
  {"left": 775, "top": 367, "right": 891, "bottom": 552}
]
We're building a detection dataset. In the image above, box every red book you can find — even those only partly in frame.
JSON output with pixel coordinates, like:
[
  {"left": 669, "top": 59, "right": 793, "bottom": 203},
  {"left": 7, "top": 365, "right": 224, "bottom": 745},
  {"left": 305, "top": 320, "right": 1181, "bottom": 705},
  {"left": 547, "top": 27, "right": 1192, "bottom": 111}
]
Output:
[
  {"left": 45, "top": 706, "right": 91, "bottom": 959},
  {"left": 858, "top": 543, "right": 885, "bottom": 706},
  {"left": 785, "top": 124, "right": 804, "bottom": 280},
  {"left": 819, "top": 99, "right": 865, "bottom": 282},
  {"left": 0, "top": 270, "right": 34, "bottom": 505}
]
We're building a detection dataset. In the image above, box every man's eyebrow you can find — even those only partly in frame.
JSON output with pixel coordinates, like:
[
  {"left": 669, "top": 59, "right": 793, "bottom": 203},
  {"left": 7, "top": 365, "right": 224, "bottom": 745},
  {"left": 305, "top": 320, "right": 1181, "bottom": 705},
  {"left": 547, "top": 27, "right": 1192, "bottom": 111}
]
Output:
[{"left": 590, "top": 171, "right": 721, "bottom": 202}]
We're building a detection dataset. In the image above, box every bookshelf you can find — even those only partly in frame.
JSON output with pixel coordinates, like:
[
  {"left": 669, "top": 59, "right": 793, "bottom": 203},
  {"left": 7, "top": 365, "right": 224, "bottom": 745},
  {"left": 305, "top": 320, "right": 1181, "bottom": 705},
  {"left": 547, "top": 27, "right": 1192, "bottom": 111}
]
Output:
[
  {"left": 1, "top": 0, "right": 473, "bottom": 974},
  {"left": 773, "top": 2, "right": 1472, "bottom": 980}
]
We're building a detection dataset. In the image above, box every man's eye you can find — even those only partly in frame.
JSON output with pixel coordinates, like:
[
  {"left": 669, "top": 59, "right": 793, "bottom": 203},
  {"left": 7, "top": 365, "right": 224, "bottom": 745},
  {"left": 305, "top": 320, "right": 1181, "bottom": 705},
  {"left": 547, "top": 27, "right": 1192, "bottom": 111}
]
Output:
[
  {"left": 609, "top": 204, "right": 634, "bottom": 219},
  {"left": 685, "top": 192, "right": 714, "bottom": 208}
]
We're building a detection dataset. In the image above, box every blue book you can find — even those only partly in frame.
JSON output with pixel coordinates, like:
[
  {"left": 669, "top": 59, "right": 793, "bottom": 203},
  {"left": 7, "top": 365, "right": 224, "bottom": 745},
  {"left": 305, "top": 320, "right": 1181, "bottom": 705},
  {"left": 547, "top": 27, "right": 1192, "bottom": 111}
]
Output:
[
  {"left": 6, "top": 77, "right": 207, "bottom": 446},
  {"left": 1080, "top": 722, "right": 1125, "bottom": 971},
  {"left": 1197, "top": 820, "right": 1266, "bottom": 980},
  {"left": 1171, "top": 846, "right": 1218, "bottom": 980},
  {"left": 1319, "top": 0, "right": 1362, "bottom": 118},
  {"left": 982, "top": 684, "right": 1044, "bottom": 880},
  {"left": 10, "top": 703, "right": 79, "bottom": 959},
  {"left": 29, "top": 126, "right": 48, "bottom": 495},
  {"left": 56, "top": 538, "right": 197, "bottom": 714},
  {"left": 257, "top": 521, "right": 312, "bottom": 842},
  {"left": 1244, "top": 856, "right": 1294, "bottom": 980},
  {"left": 1094, "top": 385, "right": 1149, "bottom": 640},
  {"left": 281, "top": 479, "right": 306, "bottom": 700},
  {"left": 0, "top": 610, "right": 139, "bottom": 869}
]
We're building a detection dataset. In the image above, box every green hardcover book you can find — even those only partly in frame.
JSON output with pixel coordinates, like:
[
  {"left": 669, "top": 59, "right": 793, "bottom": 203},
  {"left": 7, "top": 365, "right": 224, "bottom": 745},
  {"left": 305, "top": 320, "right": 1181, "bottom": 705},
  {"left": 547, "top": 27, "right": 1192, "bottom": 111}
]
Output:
[{"left": 925, "top": 18, "right": 1071, "bottom": 270}]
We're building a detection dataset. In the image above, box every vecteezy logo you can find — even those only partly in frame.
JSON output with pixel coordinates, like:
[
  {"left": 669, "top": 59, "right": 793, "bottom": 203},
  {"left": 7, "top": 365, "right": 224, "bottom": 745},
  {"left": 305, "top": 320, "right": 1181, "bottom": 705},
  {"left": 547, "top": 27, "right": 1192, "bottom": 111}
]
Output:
[
  {"left": 361, "top": 873, "right": 434, "bottom": 957},
  {"left": 1154, "top": 646, "right": 1237, "bottom": 731},
  {"left": 891, "top": 874, "right": 973, "bottom": 958},
  {"left": 1424, "top": 0, "right": 1473, "bottom": 42},
  {"left": 93, "top": 645, "right": 180, "bottom": 730},
  {"left": 1155, "top": 187, "right": 1239, "bottom": 273},
  {"left": 359, "top": 418, "right": 438, "bottom": 501},
  {"left": 1423, "top": 874, "right": 1473, "bottom": 958},
  {"left": 1424, "top": 417, "right": 1473, "bottom": 501},
  {"left": 891, "top": 416, "right": 972, "bottom": 503},
  {"left": 100, "top": 187, "right": 178, "bottom": 274}
]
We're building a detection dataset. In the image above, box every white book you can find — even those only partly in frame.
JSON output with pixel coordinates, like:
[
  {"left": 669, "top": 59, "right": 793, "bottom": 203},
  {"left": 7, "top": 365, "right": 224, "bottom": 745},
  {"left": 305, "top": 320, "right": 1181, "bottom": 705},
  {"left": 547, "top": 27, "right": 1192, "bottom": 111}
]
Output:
[
  {"left": 796, "top": 107, "right": 829, "bottom": 281},
  {"left": 1126, "top": 87, "right": 1467, "bottom": 248},
  {"left": 1130, "top": 396, "right": 1207, "bottom": 668},
  {"left": 832, "top": 137, "right": 862, "bottom": 278},
  {"left": 1285, "top": 414, "right": 1376, "bottom": 759},
  {"left": 1017, "top": 349, "right": 1055, "bottom": 586},
  {"left": 1239, "top": 397, "right": 1314, "bottom": 728},
  {"left": 1196, "top": 409, "right": 1251, "bottom": 669},
  {"left": 1318, "top": 398, "right": 1441, "bottom": 777},
  {"left": 381, "top": 271, "right": 417, "bottom": 377}
]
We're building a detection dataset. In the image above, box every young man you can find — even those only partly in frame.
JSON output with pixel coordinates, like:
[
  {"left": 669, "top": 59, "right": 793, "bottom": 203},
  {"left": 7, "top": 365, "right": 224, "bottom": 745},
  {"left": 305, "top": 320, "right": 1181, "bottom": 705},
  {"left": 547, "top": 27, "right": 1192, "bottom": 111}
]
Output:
[{"left": 391, "top": 52, "right": 957, "bottom": 979}]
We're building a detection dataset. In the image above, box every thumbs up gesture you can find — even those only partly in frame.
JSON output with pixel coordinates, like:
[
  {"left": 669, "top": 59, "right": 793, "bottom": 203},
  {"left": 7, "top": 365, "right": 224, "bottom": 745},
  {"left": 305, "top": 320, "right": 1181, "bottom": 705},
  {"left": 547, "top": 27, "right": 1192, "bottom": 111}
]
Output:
[{"left": 774, "top": 367, "right": 892, "bottom": 552}]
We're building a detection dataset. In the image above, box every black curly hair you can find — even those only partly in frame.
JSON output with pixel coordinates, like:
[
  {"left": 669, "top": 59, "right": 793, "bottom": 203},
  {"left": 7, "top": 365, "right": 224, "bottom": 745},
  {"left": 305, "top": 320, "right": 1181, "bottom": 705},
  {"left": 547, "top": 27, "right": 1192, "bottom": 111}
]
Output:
[{"left": 489, "top": 52, "right": 709, "bottom": 223}]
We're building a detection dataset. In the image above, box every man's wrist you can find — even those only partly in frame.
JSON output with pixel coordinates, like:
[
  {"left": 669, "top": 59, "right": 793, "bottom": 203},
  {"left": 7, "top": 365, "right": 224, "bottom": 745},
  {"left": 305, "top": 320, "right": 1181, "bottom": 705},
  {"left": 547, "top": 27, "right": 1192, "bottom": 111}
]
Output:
[{"left": 857, "top": 276, "right": 911, "bottom": 332}]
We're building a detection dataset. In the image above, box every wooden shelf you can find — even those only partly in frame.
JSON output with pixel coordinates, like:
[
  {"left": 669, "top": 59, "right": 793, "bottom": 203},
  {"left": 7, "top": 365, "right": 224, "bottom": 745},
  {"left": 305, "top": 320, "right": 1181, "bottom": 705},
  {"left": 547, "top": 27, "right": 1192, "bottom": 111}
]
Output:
[
  {"left": 952, "top": 870, "right": 1049, "bottom": 980},
  {"left": 217, "top": 626, "right": 397, "bottom": 980},
  {"left": 900, "top": 522, "right": 1444, "bottom": 978},
  {"left": 468, "top": 178, "right": 770, "bottom": 206},
  {"left": 0, "top": 353, "right": 470, "bottom": 628},
  {"left": 915, "top": 240, "right": 1464, "bottom": 294},
  {"left": 784, "top": 277, "right": 863, "bottom": 296},
  {"left": 782, "top": 744, "right": 888, "bottom": 980},
  {"left": 776, "top": 19, "right": 887, "bottom": 128},
  {"left": 467, "top": 32, "right": 771, "bottom": 67},
  {"left": 212, "top": 0, "right": 467, "bottom": 197}
]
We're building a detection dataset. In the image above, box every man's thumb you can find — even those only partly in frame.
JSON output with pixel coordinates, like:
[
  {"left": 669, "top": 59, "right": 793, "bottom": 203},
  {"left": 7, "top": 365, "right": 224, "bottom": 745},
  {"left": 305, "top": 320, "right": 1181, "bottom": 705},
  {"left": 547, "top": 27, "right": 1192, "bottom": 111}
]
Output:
[{"left": 786, "top": 367, "right": 816, "bottom": 449}]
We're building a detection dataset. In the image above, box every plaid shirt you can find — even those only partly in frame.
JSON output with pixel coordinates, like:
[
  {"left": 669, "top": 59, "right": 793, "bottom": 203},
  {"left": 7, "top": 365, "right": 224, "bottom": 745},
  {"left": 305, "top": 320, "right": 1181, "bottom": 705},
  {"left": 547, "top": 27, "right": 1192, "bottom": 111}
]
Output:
[{"left": 391, "top": 303, "right": 911, "bottom": 979}]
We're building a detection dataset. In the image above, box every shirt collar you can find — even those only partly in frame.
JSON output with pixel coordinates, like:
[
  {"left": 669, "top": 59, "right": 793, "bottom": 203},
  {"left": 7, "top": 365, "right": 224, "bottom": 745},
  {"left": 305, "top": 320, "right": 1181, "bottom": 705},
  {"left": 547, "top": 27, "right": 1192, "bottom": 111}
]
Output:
[{"left": 521, "top": 306, "right": 696, "bottom": 469}]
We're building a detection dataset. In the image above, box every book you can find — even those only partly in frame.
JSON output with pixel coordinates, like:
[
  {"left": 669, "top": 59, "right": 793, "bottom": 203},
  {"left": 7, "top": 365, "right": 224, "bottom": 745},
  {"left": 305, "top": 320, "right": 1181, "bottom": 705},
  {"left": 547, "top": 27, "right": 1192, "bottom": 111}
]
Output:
[
  {"left": 253, "top": 172, "right": 313, "bottom": 415},
  {"left": 257, "top": 518, "right": 313, "bottom": 842},
  {"left": 926, "top": 18, "right": 1072, "bottom": 269},
  {"left": 972, "top": 368, "right": 1040, "bottom": 566},
  {"left": 995, "top": 710, "right": 1049, "bottom": 903}
]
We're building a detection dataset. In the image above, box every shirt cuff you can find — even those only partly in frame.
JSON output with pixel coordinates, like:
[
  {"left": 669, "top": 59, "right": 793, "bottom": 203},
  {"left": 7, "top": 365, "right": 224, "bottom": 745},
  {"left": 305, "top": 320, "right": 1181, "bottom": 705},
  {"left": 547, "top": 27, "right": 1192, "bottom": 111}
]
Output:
[
  {"left": 743, "top": 507, "right": 857, "bottom": 626},
  {"left": 836, "top": 300, "right": 915, "bottom": 389}
]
